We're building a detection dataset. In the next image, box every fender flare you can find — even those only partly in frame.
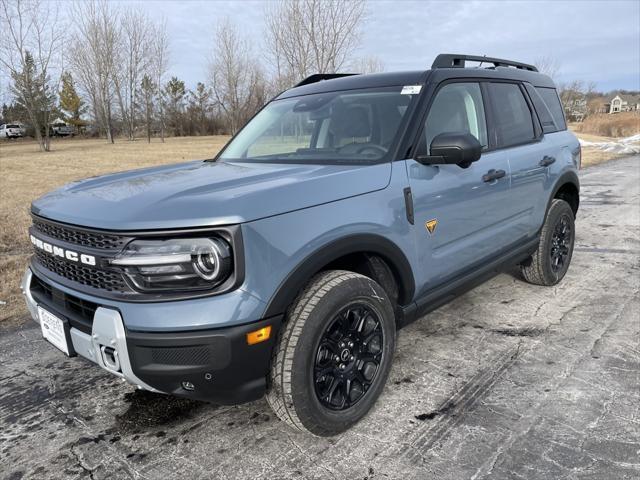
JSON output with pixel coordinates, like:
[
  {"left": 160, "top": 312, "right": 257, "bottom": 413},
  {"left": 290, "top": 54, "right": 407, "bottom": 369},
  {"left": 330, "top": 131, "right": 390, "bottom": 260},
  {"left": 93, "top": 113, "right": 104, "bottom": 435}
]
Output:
[
  {"left": 262, "top": 233, "right": 416, "bottom": 318},
  {"left": 548, "top": 170, "right": 580, "bottom": 216}
]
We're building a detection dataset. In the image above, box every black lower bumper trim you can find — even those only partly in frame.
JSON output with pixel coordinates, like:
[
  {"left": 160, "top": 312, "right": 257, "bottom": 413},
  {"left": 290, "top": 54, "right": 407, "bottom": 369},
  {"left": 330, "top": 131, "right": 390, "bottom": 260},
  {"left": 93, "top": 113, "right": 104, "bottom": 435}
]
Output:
[{"left": 125, "top": 316, "right": 283, "bottom": 405}]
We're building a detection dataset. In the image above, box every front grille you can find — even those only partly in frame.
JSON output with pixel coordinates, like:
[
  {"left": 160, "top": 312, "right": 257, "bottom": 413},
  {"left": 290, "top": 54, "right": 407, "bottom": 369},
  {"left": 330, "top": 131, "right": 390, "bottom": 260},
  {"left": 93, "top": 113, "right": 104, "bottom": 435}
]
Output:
[
  {"left": 30, "top": 274, "right": 98, "bottom": 334},
  {"left": 34, "top": 250, "right": 127, "bottom": 292},
  {"left": 32, "top": 218, "right": 128, "bottom": 250}
]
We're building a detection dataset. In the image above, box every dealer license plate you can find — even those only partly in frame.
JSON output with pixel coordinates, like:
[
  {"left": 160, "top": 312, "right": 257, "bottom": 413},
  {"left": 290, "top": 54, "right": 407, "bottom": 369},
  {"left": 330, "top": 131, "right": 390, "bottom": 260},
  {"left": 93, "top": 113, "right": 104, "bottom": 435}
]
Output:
[{"left": 38, "top": 306, "right": 70, "bottom": 356}]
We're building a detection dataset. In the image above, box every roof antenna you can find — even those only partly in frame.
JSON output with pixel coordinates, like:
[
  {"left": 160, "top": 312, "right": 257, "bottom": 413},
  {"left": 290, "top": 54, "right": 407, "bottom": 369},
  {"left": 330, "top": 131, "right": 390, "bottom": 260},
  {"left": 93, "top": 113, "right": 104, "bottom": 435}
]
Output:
[{"left": 477, "top": 55, "right": 487, "bottom": 68}]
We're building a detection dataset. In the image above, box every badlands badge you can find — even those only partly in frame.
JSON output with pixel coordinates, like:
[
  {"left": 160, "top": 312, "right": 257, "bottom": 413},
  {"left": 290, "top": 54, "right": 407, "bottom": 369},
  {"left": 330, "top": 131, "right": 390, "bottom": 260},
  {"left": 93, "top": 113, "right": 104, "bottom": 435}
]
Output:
[{"left": 425, "top": 219, "right": 438, "bottom": 235}]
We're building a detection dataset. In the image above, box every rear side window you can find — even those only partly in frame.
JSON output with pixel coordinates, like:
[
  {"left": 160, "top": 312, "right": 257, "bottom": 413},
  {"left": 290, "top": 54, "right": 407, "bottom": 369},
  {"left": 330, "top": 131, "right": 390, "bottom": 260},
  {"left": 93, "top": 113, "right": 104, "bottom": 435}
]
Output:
[
  {"left": 488, "top": 83, "right": 535, "bottom": 148},
  {"left": 524, "top": 84, "right": 557, "bottom": 133},
  {"left": 535, "top": 87, "right": 566, "bottom": 131}
]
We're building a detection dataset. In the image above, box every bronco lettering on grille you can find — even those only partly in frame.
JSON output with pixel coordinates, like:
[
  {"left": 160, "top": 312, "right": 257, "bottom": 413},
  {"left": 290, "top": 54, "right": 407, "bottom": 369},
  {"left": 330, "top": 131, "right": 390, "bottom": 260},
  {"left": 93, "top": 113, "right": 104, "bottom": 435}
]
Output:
[{"left": 30, "top": 234, "right": 96, "bottom": 266}]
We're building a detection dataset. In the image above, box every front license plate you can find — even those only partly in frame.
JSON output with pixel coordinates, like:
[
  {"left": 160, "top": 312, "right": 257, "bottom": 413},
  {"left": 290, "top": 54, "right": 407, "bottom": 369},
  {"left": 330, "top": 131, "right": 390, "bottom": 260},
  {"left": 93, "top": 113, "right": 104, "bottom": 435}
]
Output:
[{"left": 38, "top": 306, "right": 70, "bottom": 356}]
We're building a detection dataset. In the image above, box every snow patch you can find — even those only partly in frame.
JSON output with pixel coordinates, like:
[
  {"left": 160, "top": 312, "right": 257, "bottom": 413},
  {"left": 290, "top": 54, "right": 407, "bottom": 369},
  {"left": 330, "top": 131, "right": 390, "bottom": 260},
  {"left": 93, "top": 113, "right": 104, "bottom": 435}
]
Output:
[{"left": 579, "top": 133, "right": 640, "bottom": 155}]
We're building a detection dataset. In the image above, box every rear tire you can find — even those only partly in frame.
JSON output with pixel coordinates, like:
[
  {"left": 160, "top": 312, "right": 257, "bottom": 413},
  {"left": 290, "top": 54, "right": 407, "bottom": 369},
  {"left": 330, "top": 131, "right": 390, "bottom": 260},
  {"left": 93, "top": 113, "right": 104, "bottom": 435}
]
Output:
[
  {"left": 266, "top": 270, "right": 396, "bottom": 436},
  {"left": 521, "top": 199, "right": 575, "bottom": 286}
]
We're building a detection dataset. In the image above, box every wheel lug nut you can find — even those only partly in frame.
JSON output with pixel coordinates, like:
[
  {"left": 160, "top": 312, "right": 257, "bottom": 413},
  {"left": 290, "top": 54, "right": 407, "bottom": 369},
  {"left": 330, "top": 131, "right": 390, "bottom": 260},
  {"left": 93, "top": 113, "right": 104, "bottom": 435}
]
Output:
[
  {"left": 350, "top": 355, "right": 355, "bottom": 361},
  {"left": 348, "top": 341, "right": 354, "bottom": 348},
  {"left": 339, "top": 363, "right": 346, "bottom": 370},
  {"left": 334, "top": 355, "right": 340, "bottom": 362},
  {"left": 339, "top": 342, "right": 345, "bottom": 348}
]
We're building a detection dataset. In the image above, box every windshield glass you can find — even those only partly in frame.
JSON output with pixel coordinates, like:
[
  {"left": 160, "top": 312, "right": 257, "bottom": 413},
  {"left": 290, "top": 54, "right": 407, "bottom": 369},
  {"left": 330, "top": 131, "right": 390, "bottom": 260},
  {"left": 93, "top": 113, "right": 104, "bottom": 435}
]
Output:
[{"left": 218, "top": 86, "right": 418, "bottom": 164}]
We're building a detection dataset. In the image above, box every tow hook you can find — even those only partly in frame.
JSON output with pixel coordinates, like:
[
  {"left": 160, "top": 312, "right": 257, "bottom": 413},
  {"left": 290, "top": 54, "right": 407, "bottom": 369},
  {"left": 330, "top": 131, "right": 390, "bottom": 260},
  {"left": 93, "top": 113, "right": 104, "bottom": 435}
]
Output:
[{"left": 100, "top": 345, "right": 121, "bottom": 372}]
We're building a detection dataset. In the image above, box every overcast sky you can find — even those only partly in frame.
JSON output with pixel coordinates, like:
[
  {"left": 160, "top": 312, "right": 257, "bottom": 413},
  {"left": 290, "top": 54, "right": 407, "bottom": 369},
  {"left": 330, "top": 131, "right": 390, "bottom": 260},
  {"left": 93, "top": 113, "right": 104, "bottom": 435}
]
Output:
[
  {"left": 0, "top": 0, "right": 637, "bottom": 105},
  {"left": 133, "top": 0, "right": 639, "bottom": 93}
]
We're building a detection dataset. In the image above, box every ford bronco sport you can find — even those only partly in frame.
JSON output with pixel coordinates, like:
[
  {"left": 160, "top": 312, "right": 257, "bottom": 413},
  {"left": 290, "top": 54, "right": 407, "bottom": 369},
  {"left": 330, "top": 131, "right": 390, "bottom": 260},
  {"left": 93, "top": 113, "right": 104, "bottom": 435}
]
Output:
[{"left": 22, "top": 54, "right": 580, "bottom": 436}]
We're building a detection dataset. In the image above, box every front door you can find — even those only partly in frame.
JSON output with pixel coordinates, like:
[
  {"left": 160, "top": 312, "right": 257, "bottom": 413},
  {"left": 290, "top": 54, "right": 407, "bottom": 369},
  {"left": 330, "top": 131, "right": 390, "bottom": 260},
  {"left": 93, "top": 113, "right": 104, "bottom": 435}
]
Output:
[{"left": 406, "top": 81, "right": 513, "bottom": 293}]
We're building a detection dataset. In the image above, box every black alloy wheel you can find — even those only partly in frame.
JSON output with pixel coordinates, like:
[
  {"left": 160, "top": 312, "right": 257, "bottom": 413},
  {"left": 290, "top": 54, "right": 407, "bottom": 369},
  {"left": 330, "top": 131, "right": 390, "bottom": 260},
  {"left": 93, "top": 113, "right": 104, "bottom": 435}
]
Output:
[
  {"left": 550, "top": 214, "right": 572, "bottom": 273},
  {"left": 313, "top": 303, "right": 384, "bottom": 410}
]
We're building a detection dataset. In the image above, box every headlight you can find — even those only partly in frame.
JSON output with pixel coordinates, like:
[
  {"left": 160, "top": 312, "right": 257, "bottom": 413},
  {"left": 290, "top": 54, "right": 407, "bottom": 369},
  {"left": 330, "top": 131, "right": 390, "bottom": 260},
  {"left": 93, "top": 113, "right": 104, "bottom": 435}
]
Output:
[{"left": 111, "top": 237, "right": 232, "bottom": 292}]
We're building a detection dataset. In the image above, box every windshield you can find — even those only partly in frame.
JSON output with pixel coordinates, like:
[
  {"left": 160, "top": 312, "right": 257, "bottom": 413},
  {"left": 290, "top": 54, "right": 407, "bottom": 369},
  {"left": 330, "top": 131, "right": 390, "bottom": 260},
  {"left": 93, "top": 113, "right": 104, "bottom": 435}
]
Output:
[{"left": 218, "top": 86, "right": 418, "bottom": 164}]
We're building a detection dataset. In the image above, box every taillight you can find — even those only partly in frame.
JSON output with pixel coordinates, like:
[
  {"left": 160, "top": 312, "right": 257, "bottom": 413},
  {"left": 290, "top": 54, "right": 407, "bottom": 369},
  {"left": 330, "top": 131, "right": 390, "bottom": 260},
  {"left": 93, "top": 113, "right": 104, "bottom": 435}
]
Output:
[{"left": 572, "top": 146, "right": 581, "bottom": 170}]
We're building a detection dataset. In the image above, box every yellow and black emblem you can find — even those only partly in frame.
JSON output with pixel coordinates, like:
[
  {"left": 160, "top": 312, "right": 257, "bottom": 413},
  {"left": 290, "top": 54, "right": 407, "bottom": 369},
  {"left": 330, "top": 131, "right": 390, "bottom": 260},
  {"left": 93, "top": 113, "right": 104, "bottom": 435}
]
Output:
[{"left": 425, "top": 219, "right": 438, "bottom": 235}]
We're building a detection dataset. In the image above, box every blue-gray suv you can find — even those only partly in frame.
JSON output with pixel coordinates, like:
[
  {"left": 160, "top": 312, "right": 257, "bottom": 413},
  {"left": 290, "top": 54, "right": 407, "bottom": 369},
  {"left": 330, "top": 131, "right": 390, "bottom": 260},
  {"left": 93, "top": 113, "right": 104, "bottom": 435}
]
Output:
[{"left": 22, "top": 54, "right": 580, "bottom": 435}]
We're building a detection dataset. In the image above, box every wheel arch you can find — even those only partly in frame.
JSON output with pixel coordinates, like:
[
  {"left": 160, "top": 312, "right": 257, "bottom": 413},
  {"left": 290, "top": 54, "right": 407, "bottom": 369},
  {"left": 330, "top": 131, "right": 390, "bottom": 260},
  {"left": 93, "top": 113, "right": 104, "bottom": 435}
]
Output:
[
  {"left": 262, "top": 233, "right": 416, "bottom": 318},
  {"left": 550, "top": 170, "right": 580, "bottom": 217}
]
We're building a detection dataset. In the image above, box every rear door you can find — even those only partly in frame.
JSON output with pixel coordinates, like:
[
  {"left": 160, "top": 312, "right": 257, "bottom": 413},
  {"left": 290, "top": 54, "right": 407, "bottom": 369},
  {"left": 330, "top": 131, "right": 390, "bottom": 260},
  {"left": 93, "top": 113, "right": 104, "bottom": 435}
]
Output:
[
  {"left": 486, "top": 82, "right": 549, "bottom": 240},
  {"left": 406, "top": 81, "right": 514, "bottom": 290}
]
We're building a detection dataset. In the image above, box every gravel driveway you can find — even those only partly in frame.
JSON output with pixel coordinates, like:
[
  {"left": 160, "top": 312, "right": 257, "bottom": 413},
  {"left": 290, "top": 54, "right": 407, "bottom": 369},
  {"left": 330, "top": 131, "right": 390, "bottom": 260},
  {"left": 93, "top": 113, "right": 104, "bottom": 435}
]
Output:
[{"left": 1, "top": 156, "right": 639, "bottom": 480}]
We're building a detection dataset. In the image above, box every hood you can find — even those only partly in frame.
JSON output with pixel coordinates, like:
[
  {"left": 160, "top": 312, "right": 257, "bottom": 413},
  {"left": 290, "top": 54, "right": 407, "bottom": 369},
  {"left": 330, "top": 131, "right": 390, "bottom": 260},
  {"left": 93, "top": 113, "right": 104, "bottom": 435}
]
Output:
[{"left": 32, "top": 160, "right": 391, "bottom": 230}]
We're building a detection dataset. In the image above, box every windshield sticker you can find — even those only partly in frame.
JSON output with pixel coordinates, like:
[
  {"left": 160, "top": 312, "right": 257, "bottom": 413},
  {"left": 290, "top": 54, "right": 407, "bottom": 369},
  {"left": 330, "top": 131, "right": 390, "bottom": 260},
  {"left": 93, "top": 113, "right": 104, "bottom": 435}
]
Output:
[{"left": 401, "top": 85, "right": 422, "bottom": 95}]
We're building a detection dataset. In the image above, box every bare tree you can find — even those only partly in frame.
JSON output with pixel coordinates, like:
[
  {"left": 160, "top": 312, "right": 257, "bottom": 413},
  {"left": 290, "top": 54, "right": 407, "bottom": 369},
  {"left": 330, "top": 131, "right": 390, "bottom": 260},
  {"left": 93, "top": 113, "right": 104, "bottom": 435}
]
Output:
[
  {"left": 0, "top": 0, "right": 64, "bottom": 151},
  {"left": 113, "top": 8, "right": 153, "bottom": 141},
  {"left": 351, "top": 56, "right": 385, "bottom": 74},
  {"left": 265, "top": 0, "right": 366, "bottom": 88},
  {"left": 209, "top": 19, "right": 265, "bottom": 134},
  {"left": 558, "top": 80, "right": 598, "bottom": 122},
  {"left": 150, "top": 19, "right": 170, "bottom": 142},
  {"left": 70, "top": 0, "right": 119, "bottom": 143},
  {"left": 534, "top": 55, "right": 561, "bottom": 81},
  {"left": 139, "top": 74, "right": 155, "bottom": 143}
]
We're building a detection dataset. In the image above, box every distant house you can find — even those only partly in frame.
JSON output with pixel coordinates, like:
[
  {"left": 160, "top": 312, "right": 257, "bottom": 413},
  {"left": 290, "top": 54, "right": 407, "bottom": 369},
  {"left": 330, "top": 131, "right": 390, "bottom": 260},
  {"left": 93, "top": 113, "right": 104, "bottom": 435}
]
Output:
[{"left": 605, "top": 94, "right": 640, "bottom": 114}]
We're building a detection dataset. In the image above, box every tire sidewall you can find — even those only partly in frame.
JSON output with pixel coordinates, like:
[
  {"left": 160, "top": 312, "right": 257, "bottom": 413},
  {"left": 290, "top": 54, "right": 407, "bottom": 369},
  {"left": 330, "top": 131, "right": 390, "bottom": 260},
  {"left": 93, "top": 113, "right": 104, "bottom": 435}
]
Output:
[
  {"left": 290, "top": 275, "right": 395, "bottom": 435},
  {"left": 541, "top": 200, "right": 575, "bottom": 284}
]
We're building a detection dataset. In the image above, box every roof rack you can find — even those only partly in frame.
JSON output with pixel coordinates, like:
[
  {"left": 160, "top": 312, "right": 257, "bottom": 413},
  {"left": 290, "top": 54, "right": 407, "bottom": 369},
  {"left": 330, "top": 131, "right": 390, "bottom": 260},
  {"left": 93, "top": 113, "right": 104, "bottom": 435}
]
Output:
[
  {"left": 432, "top": 54, "right": 538, "bottom": 72},
  {"left": 294, "top": 73, "right": 359, "bottom": 88}
]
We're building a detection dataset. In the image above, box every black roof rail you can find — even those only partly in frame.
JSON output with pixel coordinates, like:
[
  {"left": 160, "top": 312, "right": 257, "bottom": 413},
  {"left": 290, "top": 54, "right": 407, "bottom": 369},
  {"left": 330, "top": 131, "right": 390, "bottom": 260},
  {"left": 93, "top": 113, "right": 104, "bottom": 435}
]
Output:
[
  {"left": 294, "top": 73, "right": 359, "bottom": 88},
  {"left": 432, "top": 54, "right": 538, "bottom": 72}
]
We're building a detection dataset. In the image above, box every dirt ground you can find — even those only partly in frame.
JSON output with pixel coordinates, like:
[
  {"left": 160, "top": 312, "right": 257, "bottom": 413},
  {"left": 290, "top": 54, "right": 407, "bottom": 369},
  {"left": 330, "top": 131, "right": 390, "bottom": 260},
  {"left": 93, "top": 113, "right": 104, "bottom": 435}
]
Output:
[{"left": 0, "top": 131, "right": 635, "bottom": 324}]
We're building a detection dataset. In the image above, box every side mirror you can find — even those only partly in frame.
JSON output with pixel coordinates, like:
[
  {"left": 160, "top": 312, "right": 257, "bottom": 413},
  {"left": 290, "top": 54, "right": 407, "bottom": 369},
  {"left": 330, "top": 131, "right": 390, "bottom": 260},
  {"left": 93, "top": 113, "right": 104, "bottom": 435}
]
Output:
[{"left": 416, "top": 132, "right": 482, "bottom": 167}]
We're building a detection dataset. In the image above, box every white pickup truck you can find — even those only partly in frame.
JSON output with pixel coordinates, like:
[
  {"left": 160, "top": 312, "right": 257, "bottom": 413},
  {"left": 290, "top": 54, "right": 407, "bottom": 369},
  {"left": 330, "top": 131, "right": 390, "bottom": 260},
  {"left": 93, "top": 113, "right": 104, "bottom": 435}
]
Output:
[{"left": 0, "top": 123, "right": 26, "bottom": 138}]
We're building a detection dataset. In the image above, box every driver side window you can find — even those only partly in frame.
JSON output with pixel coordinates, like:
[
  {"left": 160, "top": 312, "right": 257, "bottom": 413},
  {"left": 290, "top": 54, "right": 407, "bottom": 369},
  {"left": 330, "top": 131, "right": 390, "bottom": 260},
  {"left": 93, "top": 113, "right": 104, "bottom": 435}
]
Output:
[{"left": 423, "top": 82, "right": 488, "bottom": 154}]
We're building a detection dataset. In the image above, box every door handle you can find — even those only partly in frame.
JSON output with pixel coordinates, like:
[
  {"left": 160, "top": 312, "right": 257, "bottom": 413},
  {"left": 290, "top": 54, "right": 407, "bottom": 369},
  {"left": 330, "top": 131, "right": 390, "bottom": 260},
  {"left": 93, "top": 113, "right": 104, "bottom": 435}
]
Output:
[
  {"left": 539, "top": 155, "right": 556, "bottom": 167},
  {"left": 482, "top": 169, "right": 506, "bottom": 182}
]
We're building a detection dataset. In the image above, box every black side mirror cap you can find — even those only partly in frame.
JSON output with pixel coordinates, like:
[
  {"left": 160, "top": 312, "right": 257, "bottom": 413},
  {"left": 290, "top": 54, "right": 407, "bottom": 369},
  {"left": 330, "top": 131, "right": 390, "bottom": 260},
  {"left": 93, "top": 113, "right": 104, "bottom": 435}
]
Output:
[{"left": 416, "top": 132, "right": 482, "bottom": 167}]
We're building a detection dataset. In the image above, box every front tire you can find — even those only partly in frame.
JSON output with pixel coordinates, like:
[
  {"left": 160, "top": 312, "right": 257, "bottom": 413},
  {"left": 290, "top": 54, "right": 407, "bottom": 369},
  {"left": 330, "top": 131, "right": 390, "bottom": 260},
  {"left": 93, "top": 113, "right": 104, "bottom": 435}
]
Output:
[
  {"left": 521, "top": 199, "right": 575, "bottom": 286},
  {"left": 266, "top": 270, "right": 396, "bottom": 436}
]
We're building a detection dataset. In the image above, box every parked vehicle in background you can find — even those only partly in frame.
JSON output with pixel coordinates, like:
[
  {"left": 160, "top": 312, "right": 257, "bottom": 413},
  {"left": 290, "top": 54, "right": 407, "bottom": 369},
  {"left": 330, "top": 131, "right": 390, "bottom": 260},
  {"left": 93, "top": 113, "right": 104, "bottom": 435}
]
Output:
[
  {"left": 22, "top": 53, "right": 580, "bottom": 436},
  {"left": 49, "top": 121, "right": 74, "bottom": 137},
  {"left": 0, "top": 123, "right": 26, "bottom": 138}
]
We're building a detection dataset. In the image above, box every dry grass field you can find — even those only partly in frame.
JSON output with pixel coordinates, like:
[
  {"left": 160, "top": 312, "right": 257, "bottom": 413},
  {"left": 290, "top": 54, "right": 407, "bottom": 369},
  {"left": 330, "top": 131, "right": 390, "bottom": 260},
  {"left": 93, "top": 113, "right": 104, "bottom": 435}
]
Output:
[
  {"left": 0, "top": 131, "right": 635, "bottom": 325},
  {"left": 572, "top": 111, "right": 639, "bottom": 138},
  {"left": 0, "top": 136, "right": 230, "bottom": 324}
]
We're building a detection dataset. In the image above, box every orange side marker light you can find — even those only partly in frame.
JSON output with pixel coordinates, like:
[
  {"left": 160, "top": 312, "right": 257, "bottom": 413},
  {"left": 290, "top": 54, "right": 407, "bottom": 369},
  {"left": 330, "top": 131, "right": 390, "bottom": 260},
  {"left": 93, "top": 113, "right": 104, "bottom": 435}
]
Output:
[{"left": 246, "top": 326, "right": 272, "bottom": 345}]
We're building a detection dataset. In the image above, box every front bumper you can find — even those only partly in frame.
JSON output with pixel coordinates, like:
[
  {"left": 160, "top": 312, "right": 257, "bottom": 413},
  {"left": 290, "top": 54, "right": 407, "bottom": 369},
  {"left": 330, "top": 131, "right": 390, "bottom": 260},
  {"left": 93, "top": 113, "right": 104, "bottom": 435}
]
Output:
[{"left": 21, "top": 268, "right": 282, "bottom": 404}]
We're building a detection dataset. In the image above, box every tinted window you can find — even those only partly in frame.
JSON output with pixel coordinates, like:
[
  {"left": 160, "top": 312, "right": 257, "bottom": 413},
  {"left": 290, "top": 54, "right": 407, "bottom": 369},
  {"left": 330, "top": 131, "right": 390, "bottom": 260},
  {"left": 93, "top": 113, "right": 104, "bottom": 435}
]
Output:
[
  {"left": 219, "top": 86, "right": 417, "bottom": 164},
  {"left": 489, "top": 83, "right": 535, "bottom": 147},
  {"left": 536, "top": 87, "right": 566, "bottom": 130},
  {"left": 524, "top": 84, "right": 557, "bottom": 133},
  {"left": 423, "top": 82, "right": 488, "bottom": 152}
]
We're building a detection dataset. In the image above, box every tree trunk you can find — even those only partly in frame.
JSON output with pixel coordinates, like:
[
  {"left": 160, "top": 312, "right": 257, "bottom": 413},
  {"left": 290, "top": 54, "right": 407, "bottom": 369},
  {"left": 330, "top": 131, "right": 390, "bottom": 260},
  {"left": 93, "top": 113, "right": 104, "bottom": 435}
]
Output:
[
  {"left": 44, "top": 113, "right": 51, "bottom": 152},
  {"left": 160, "top": 104, "right": 165, "bottom": 143},
  {"left": 146, "top": 98, "right": 151, "bottom": 143}
]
